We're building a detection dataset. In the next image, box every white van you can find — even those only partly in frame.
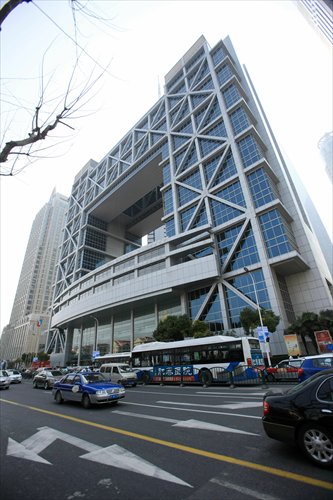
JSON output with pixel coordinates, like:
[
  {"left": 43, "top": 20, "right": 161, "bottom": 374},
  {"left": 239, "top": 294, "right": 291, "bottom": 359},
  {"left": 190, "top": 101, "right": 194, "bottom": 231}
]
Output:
[{"left": 100, "top": 363, "right": 137, "bottom": 387}]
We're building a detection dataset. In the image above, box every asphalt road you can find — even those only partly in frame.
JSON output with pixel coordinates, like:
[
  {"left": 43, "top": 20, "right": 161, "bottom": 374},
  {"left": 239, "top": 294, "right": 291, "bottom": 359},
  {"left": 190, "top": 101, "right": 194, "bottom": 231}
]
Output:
[{"left": 1, "top": 380, "right": 332, "bottom": 500}]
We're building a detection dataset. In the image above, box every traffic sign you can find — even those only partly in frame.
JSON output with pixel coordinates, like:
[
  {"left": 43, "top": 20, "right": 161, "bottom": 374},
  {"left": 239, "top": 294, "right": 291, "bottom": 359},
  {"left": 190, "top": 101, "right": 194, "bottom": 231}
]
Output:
[{"left": 257, "top": 326, "right": 269, "bottom": 343}]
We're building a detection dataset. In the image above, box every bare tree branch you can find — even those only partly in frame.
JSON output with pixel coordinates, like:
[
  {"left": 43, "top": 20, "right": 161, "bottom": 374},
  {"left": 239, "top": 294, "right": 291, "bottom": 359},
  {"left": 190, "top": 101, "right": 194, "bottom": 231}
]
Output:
[{"left": 0, "top": 0, "right": 114, "bottom": 176}]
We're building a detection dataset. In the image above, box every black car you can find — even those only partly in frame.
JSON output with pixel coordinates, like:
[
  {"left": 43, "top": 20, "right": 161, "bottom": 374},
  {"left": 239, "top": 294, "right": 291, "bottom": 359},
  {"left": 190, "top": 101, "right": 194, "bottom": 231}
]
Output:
[{"left": 262, "top": 368, "right": 333, "bottom": 468}]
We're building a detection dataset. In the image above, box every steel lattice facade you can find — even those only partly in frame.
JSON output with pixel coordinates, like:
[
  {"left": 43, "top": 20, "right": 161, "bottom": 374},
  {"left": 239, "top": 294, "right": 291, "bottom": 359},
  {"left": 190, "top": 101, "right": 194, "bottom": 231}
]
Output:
[{"left": 49, "top": 36, "right": 333, "bottom": 364}]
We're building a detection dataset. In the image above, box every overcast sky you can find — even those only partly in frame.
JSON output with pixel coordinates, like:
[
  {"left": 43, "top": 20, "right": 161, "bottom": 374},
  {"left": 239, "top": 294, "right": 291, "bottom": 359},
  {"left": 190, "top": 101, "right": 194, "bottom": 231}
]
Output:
[{"left": 0, "top": 0, "right": 332, "bottom": 334}]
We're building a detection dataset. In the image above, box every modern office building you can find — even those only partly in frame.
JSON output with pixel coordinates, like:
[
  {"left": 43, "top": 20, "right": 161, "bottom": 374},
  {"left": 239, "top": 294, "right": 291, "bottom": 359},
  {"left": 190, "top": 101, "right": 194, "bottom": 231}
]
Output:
[
  {"left": 48, "top": 36, "right": 333, "bottom": 366},
  {"left": 0, "top": 190, "right": 68, "bottom": 362},
  {"left": 295, "top": 0, "right": 333, "bottom": 45}
]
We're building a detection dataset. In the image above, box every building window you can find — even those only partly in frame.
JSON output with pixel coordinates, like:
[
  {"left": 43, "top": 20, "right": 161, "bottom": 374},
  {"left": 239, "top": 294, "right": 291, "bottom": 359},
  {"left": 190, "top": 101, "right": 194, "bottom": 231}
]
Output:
[
  {"left": 247, "top": 168, "right": 278, "bottom": 207},
  {"left": 216, "top": 63, "right": 233, "bottom": 86},
  {"left": 165, "top": 218, "right": 175, "bottom": 237},
  {"left": 237, "top": 135, "right": 262, "bottom": 167},
  {"left": 222, "top": 84, "right": 241, "bottom": 108},
  {"left": 217, "top": 225, "right": 259, "bottom": 270},
  {"left": 259, "top": 209, "right": 298, "bottom": 258},
  {"left": 225, "top": 270, "right": 271, "bottom": 328},
  {"left": 178, "top": 185, "right": 200, "bottom": 207},
  {"left": 163, "top": 188, "right": 173, "bottom": 215},
  {"left": 229, "top": 107, "right": 250, "bottom": 135},
  {"left": 211, "top": 45, "right": 226, "bottom": 66}
]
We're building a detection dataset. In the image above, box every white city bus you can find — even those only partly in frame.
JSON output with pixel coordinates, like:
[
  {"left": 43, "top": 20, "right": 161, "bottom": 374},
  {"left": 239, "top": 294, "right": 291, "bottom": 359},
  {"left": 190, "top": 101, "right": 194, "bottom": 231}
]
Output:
[
  {"left": 94, "top": 352, "right": 131, "bottom": 367},
  {"left": 131, "top": 335, "right": 264, "bottom": 386}
]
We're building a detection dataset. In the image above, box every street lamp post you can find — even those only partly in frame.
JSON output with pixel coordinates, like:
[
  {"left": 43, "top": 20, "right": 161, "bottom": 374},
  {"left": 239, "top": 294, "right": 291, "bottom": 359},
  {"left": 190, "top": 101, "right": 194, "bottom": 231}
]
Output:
[{"left": 244, "top": 267, "right": 271, "bottom": 367}]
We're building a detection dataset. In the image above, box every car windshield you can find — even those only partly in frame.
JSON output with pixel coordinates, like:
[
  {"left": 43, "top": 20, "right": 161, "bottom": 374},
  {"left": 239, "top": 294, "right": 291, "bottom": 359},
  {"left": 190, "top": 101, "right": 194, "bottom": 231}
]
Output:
[
  {"left": 49, "top": 370, "right": 63, "bottom": 376},
  {"left": 119, "top": 365, "right": 133, "bottom": 373},
  {"left": 0, "top": 370, "right": 9, "bottom": 376},
  {"left": 83, "top": 373, "right": 106, "bottom": 384}
]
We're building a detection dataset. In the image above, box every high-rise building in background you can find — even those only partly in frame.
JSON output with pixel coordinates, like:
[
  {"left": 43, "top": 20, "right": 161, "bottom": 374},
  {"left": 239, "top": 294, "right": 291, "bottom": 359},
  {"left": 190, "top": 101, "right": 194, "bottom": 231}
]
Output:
[
  {"left": 295, "top": 0, "right": 333, "bottom": 45},
  {"left": 318, "top": 131, "right": 333, "bottom": 182},
  {"left": 0, "top": 190, "right": 68, "bottom": 362},
  {"left": 47, "top": 36, "right": 332, "bottom": 366}
]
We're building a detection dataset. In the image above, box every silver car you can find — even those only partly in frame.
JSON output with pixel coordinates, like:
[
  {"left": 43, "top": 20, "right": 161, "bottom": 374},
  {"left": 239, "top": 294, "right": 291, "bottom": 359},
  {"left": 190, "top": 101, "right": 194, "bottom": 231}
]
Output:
[
  {"left": 7, "top": 369, "right": 22, "bottom": 384},
  {"left": 0, "top": 370, "right": 11, "bottom": 390},
  {"left": 33, "top": 369, "right": 64, "bottom": 389}
]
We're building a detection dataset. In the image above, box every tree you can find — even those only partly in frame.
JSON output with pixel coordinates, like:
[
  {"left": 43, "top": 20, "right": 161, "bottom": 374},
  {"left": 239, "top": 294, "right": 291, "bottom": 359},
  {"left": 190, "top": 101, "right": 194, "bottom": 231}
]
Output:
[
  {"left": 192, "top": 320, "right": 211, "bottom": 338},
  {"left": 0, "top": 0, "right": 111, "bottom": 176},
  {"left": 262, "top": 309, "right": 280, "bottom": 334},
  {"left": 37, "top": 351, "right": 50, "bottom": 362},
  {"left": 239, "top": 307, "right": 258, "bottom": 335},
  {"left": 240, "top": 307, "right": 280, "bottom": 336},
  {"left": 153, "top": 315, "right": 193, "bottom": 342}
]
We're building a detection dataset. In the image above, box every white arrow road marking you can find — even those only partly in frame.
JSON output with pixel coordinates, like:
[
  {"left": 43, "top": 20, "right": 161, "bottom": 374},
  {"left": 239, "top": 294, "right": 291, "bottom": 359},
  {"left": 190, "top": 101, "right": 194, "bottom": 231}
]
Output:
[
  {"left": 5, "top": 426, "right": 192, "bottom": 487},
  {"left": 6, "top": 438, "right": 52, "bottom": 465},
  {"left": 6, "top": 427, "right": 100, "bottom": 464},
  {"left": 114, "top": 411, "right": 259, "bottom": 435},
  {"left": 157, "top": 401, "right": 262, "bottom": 409},
  {"left": 81, "top": 445, "right": 192, "bottom": 487},
  {"left": 172, "top": 419, "right": 258, "bottom": 434}
]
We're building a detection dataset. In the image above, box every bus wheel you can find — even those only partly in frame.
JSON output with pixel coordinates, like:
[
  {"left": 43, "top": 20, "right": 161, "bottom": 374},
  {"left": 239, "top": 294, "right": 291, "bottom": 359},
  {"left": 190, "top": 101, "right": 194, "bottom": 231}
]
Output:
[
  {"left": 199, "top": 369, "right": 212, "bottom": 386},
  {"left": 142, "top": 372, "right": 150, "bottom": 385}
]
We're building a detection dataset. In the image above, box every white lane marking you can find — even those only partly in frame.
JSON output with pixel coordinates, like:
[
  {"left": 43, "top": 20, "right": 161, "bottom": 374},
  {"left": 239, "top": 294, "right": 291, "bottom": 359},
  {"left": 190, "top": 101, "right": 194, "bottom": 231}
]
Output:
[
  {"left": 196, "top": 391, "right": 265, "bottom": 397},
  {"left": 158, "top": 401, "right": 262, "bottom": 409},
  {"left": 81, "top": 445, "right": 192, "bottom": 487},
  {"left": 114, "top": 410, "right": 179, "bottom": 424},
  {"left": 6, "top": 426, "right": 192, "bottom": 487},
  {"left": 114, "top": 411, "right": 258, "bottom": 435},
  {"left": 132, "top": 389, "right": 265, "bottom": 398},
  {"left": 211, "top": 478, "right": 279, "bottom": 500},
  {"left": 124, "top": 402, "right": 262, "bottom": 419}
]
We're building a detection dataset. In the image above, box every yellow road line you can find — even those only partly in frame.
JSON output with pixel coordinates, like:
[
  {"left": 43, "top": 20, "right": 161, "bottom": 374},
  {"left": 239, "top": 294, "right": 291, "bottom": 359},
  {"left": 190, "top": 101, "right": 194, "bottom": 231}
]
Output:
[{"left": 1, "top": 398, "right": 333, "bottom": 491}]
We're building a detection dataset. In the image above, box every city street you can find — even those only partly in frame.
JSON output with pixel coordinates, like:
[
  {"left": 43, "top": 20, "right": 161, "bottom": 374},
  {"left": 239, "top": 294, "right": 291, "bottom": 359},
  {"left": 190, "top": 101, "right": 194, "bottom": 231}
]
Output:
[{"left": 1, "top": 381, "right": 332, "bottom": 500}]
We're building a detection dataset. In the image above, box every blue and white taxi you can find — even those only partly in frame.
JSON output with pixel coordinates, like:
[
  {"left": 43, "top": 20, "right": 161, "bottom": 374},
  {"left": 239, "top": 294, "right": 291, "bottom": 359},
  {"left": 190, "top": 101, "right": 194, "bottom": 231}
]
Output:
[{"left": 52, "top": 372, "right": 125, "bottom": 409}]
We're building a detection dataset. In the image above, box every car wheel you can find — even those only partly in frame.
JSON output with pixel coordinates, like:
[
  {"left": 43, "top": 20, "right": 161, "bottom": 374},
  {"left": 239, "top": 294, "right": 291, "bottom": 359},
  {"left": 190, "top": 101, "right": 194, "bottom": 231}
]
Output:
[
  {"left": 44, "top": 382, "right": 49, "bottom": 390},
  {"left": 33, "top": 381, "right": 38, "bottom": 388},
  {"left": 5, "top": 386, "right": 9, "bottom": 390},
  {"left": 298, "top": 423, "right": 333, "bottom": 468},
  {"left": 55, "top": 391, "right": 63, "bottom": 404},
  {"left": 82, "top": 394, "right": 91, "bottom": 409}
]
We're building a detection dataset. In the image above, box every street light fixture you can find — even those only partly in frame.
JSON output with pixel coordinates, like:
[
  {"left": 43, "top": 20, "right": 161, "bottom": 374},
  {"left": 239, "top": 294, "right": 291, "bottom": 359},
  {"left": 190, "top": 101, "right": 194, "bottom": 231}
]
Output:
[{"left": 243, "top": 267, "right": 271, "bottom": 366}]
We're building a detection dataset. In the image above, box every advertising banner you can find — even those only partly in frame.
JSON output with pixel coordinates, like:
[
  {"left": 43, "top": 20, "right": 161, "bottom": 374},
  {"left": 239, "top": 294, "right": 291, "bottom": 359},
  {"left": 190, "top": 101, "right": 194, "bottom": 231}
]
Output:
[
  {"left": 284, "top": 334, "right": 300, "bottom": 356},
  {"left": 314, "top": 330, "right": 333, "bottom": 353}
]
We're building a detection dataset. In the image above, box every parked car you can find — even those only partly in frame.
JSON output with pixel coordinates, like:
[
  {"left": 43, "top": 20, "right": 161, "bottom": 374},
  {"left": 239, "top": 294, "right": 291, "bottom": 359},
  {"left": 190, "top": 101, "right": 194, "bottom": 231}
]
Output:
[
  {"left": 297, "top": 354, "right": 333, "bottom": 382},
  {"left": 52, "top": 372, "right": 125, "bottom": 408},
  {"left": 0, "top": 370, "right": 11, "bottom": 390},
  {"left": 100, "top": 363, "right": 137, "bottom": 387},
  {"left": 266, "top": 358, "right": 304, "bottom": 382},
  {"left": 262, "top": 368, "right": 333, "bottom": 468},
  {"left": 6, "top": 369, "right": 22, "bottom": 384},
  {"left": 33, "top": 369, "right": 64, "bottom": 389}
]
